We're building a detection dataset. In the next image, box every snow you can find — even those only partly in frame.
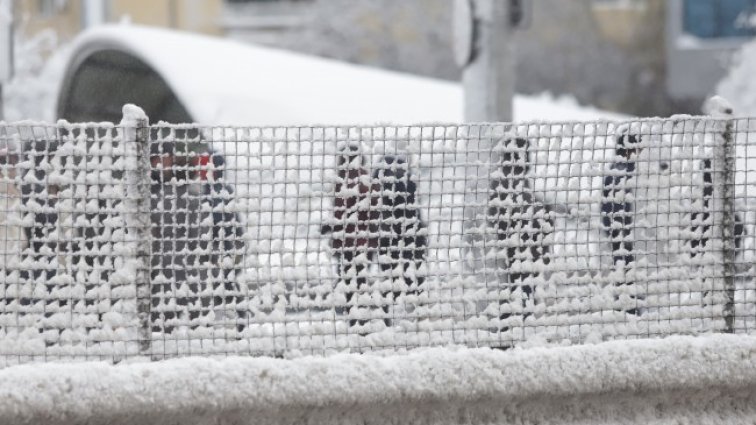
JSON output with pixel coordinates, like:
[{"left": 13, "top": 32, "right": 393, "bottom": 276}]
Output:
[
  {"left": 118, "top": 104, "right": 147, "bottom": 151},
  {"left": 63, "top": 24, "right": 630, "bottom": 126},
  {"left": 0, "top": 147, "right": 21, "bottom": 274},
  {"left": 3, "top": 29, "right": 70, "bottom": 122},
  {"left": 675, "top": 33, "right": 706, "bottom": 49},
  {"left": 0, "top": 0, "right": 10, "bottom": 23},
  {"left": 119, "top": 104, "right": 148, "bottom": 127},
  {"left": 2, "top": 114, "right": 754, "bottom": 361},
  {"left": 717, "top": 39, "right": 756, "bottom": 117},
  {"left": 2, "top": 27, "right": 754, "bottom": 364},
  {"left": 702, "top": 95, "right": 735, "bottom": 118},
  {"left": 0, "top": 121, "right": 142, "bottom": 360},
  {"left": 0, "top": 334, "right": 755, "bottom": 424}
]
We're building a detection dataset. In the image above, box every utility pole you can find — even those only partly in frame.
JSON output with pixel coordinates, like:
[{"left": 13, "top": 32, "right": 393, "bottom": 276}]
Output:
[
  {"left": 455, "top": 0, "right": 526, "bottom": 122},
  {"left": 83, "top": 0, "right": 108, "bottom": 28},
  {"left": 455, "top": 0, "right": 528, "bottom": 289},
  {"left": 169, "top": 0, "right": 178, "bottom": 29},
  {"left": 0, "top": 0, "right": 13, "bottom": 121}
]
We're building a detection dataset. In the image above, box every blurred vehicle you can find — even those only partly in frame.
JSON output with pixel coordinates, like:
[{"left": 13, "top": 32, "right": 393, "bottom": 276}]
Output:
[{"left": 56, "top": 25, "right": 627, "bottom": 127}]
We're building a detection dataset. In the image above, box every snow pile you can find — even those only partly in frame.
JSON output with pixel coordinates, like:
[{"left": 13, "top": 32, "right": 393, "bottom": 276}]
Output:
[
  {"left": 3, "top": 29, "right": 70, "bottom": 122},
  {"left": 717, "top": 39, "right": 756, "bottom": 117},
  {"left": 1, "top": 334, "right": 755, "bottom": 425}
]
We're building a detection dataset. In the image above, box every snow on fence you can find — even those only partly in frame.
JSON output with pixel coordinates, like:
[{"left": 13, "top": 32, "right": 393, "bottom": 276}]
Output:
[{"left": 0, "top": 105, "right": 755, "bottom": 366}]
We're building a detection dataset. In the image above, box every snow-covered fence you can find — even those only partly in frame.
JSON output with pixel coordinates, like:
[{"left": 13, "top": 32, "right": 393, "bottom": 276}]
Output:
[{"left": 1, "top": 106, "right": 755, "bottom": 365}]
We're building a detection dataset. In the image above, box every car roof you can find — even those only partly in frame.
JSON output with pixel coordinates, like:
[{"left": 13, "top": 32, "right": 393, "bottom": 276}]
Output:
[{"left": 57, "top": 25, "right": 629, "bottom": 127}]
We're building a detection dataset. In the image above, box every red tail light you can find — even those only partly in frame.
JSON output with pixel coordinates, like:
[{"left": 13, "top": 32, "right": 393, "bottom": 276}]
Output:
[{"left": 194, "top": 153, "right": 211, "bottom": 180}]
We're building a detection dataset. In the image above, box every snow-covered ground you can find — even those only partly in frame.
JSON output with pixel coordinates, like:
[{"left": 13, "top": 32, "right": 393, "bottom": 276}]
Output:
[{"left": 1, "top": 334, "right": 755, "bottom": 425}]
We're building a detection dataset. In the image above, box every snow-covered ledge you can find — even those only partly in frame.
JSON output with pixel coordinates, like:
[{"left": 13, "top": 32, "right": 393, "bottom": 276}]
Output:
[{"left": 2, "top": 335, "right": 756, "bottom": 425}]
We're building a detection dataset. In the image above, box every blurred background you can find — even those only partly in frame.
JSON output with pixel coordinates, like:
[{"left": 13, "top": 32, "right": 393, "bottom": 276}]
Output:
[{"left": 2, "top": 0, "right": 756, "bottom": 122}]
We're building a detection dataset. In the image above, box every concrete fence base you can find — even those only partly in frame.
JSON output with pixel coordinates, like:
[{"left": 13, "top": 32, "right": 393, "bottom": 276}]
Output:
[{"left": 2, "top": 335, "right": 756, "bottom": 425}]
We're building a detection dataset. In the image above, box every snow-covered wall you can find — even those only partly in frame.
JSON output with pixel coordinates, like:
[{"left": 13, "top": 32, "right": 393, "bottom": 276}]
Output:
[{"left": 1, "top": 334, "right": 756, "bottom": 425}]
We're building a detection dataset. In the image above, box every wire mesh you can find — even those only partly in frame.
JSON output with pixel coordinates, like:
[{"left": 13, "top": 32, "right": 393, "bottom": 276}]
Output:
[{"left": 0, "top": 115, "right": 755, "bottom": 365}]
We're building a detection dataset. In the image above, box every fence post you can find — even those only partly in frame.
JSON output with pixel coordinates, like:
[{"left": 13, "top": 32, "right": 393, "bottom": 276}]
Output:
[
  {"left": 121, "top": 105, "right": 152, "bottom": 355},
  {"left": 721, "top": 115, "right": 736, "bottom": 333},
  {"left": 705, "top": 96, "right": 737, "bottom": 333}
]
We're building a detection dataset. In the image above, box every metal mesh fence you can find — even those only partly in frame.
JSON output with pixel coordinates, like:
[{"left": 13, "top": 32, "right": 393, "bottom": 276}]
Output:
[{"left": 0, "top": 112, "right": 755, "bottom": 365}]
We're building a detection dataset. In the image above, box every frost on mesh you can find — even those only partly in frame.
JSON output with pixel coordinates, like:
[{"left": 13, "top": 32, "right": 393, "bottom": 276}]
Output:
[
  {"left": 147, "top": 126, "right": 248, "bottom": 340},
  {"left": 0, "top": 116, "right": 754, "bottom": 364},
  {"left": 0, "top": 122, "right": 141, "bottom": 361}
]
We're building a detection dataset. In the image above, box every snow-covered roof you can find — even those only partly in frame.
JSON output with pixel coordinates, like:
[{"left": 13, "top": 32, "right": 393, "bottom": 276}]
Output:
[{"left": 59, "top": 25, "right": 629, "bottom": 126}]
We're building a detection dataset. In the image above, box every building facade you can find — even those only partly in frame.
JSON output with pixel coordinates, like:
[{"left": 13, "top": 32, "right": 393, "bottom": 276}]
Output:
[
  {"left": 224, "top": 0, "right": 756, "bottom": 117},
  {"left": 14, "top": 0, "right": 756, "bottom": 117},
  {"left": 17, "top": 0, "right": 223, "bottom": 42},
  {"left": 666, "top": 0, "right": 756, "bottom": 102}
]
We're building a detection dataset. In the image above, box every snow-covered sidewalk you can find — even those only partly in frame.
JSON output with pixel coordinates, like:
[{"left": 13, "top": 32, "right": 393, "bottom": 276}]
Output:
[{"left": 2, "top": 334, "right": 756, "bottom": 424}]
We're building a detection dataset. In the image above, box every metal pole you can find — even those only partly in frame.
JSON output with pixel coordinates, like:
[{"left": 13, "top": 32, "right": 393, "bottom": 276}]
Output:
[
  {"left": 721, "top": 117, "right": 736, "bottom": 333},
  {"left": 82, "top": 0, "right": 107, "bottom": 28},
  {"left": 121, "top": 105, "right": 152, "bottom": 355},
  {"left": 703, "top": 96, "right": 737, "bottom": 333},
  {"left": 704, "top": 96, "right": 737, "bottom": 333},
  {"left": 135, "top": 112, "right": 152, "bottom": 353},
  {"left": 458, "top": 0, "right": 515, "bottom": 122},
  {"left": 169, "top": 0, "right": 178, "bottom": 29}
]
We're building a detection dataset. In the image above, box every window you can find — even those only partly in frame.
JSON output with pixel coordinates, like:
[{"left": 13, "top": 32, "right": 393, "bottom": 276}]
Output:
[
  {"left": 683, "top": 0, "right": 756, "bottom": 39},
  {"left": 37, "top": 0, "right": 67, "bottom": 18},
  {"left": 592, "top": 0, "right": 647, "bottom": 10}
]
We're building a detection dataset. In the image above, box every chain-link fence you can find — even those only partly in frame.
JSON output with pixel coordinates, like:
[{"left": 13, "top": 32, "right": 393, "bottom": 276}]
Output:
[{"left": 0, "top": 108, "right": 754, "bottom": 365}]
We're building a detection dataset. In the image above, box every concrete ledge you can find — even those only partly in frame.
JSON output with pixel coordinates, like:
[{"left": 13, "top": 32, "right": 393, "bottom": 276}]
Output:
[{"left": 2, "top": 335, "right": 756, "bottom": 424}]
